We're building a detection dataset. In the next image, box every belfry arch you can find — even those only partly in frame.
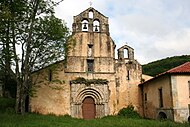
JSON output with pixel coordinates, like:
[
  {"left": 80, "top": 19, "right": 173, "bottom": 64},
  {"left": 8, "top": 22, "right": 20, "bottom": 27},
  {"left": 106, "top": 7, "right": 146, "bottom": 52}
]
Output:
[
  {"left": 118, "top": 45, "right": 134, "bottom": 60},
  {"left": 70, "top": 83, "right": 109, "bottom": 118}
]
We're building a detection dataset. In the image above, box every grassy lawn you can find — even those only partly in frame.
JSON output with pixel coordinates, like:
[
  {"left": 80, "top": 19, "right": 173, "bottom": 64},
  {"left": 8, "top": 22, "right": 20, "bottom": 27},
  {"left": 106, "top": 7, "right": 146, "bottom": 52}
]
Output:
[
  {"left": 0, "top": 113, "right": 189, "bottom": 127},
  {"left": 0, "top": 97, "right": 189, "bottom": 127}
]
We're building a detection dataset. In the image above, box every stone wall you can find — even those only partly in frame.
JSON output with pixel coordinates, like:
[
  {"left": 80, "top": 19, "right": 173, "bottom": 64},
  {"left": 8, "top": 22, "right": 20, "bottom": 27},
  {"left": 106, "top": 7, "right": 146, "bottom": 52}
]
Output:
[{"left": 141, "top": 75, "right": 174, "bottom": 120}]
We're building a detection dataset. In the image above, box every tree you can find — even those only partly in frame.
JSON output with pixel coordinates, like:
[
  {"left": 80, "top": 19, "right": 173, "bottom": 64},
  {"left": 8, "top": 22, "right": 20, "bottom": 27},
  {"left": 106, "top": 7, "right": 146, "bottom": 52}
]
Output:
[{"left": 0, "top": 0, "right": 70, "bottom": 114}]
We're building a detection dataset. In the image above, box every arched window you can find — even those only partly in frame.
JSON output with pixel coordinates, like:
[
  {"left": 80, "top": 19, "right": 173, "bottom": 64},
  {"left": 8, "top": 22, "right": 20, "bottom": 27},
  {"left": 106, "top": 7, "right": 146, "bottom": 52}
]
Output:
[
  {"left": 93, "top": 20, "right": 100, "bottom": 32},
  {"left": 124, "top": 49, "right": 129, "bottom": 58},
  {"left": 82, "top": 19, "right": 88, "bottom": 31},
  {"left": 89, "top": 10, "right": 93, "bottom": 19}
]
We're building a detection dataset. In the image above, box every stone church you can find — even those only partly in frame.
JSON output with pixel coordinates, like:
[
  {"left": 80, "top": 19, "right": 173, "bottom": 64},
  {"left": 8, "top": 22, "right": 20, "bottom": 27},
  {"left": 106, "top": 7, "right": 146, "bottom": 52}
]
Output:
[{"left": 31, "top": 7, "right": 142, "bottom": 119}]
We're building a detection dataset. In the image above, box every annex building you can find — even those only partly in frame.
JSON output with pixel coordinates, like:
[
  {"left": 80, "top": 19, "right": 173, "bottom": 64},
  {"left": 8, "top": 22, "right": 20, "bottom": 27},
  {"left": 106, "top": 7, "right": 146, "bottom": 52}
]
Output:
[{"left": 140, "top": 62, "right": 190, "bottom": 122}]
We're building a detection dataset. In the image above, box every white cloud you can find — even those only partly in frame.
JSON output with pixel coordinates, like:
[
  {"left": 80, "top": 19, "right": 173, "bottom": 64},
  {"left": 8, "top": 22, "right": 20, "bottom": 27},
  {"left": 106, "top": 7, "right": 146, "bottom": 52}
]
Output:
[
  {"left": 54, "top": 0, "right": 190, "bottom": 64},
  {"left": 155, "top": 28, "right": 190, "bottom": 54}
]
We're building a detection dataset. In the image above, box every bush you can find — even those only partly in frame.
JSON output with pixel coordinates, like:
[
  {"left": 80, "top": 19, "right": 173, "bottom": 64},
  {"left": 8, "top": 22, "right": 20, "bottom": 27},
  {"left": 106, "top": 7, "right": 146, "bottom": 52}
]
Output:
[
  {"left": 0, "top": 97, "right": 15, "bottom": 113},
  {"left": 118, "top": 105, "right": 141, "bottom": 119}
]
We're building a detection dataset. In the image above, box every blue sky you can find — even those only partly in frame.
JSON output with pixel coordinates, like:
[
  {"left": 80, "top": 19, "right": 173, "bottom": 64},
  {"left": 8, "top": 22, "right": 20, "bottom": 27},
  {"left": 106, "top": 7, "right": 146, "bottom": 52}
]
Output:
[{"left": 55, "top": 0, "right": 190, "bottom": 64}]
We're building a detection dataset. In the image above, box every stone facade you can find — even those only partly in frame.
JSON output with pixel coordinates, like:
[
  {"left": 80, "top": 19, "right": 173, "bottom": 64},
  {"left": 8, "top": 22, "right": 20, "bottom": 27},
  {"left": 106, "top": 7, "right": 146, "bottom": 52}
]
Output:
[{"left": 31, "top": 7, "right": 142, "bottom": 119}]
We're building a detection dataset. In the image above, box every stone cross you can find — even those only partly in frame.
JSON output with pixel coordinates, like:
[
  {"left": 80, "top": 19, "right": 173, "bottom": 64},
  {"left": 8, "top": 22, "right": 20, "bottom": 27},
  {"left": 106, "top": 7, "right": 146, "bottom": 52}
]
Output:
[{"left": 89, "top": 1, "right": 92, "bottom": 6}]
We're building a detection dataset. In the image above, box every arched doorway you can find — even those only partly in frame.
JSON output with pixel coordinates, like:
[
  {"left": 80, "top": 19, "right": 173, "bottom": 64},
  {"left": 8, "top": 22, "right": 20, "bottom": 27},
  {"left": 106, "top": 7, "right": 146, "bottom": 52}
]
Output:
[
  {"left": 70, "top": 84, "right": 109, "bottom": 118},
  {"left": 158, "top": 112, "right": 167, "bottom": 120},
  {"left": 82, "top": 97, "right": 96, "bottom": 119}
]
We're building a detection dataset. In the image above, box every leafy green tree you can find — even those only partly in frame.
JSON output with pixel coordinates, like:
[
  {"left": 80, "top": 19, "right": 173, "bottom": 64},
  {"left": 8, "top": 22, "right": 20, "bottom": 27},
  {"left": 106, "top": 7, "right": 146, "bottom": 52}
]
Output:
[
  {"left": 0, "top": 0, "right": 70, "bottom": 114},
  {"left": 143, "top": 55, "right": 190, "bottom": 76}
]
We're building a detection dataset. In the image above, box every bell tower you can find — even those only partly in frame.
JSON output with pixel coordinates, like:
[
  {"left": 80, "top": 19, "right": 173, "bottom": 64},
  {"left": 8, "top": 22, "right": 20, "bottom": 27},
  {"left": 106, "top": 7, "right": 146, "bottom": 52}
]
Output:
[
  {"left": 66, "top": 7, "right": 115, "bottom": 73},
  {"left": 72, "top": 7, "right": 110, "bottom": 34},
  {"left": 67, "top": 7, "right": 116, "bottom": 118}
]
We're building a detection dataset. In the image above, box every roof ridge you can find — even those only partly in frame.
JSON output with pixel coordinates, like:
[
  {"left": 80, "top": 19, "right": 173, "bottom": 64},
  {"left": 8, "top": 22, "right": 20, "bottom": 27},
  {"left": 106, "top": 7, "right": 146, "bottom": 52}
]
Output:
[
  {"left": 75, "top": 7, "right": 108, "bottom": 18},
  {"left": 167, "top": 62, "right": 190, "bottom": 73},
  {"left": 139, "top": 62, "right": 190, "bottom": 86}
]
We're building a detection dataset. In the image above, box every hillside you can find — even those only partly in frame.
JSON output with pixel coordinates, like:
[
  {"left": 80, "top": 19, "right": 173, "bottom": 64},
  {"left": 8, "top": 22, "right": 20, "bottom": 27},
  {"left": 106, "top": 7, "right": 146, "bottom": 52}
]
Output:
[{"left": 142, "top": 55, "right": 190, "bottom": 77}]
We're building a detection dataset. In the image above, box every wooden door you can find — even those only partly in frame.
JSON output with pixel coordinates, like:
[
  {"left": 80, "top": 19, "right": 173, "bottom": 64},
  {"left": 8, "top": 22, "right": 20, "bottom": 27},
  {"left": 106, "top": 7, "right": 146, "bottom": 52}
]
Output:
[{"left": 82, "top": 97, "right": 96, "bottom": 119}]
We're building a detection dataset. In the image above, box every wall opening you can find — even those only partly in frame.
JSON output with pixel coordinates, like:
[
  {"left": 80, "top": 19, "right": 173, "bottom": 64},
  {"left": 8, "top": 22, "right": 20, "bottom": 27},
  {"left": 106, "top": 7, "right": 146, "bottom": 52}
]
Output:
[
  {"left": 82, "top": 19, "right": 88, "bottom": 31},
  {"left": 158, "top": 112, "right": 167, "bottom": 120},
  {"left": 124, "top": 49, "right": 129, "bottom": 58},
  {"left": 89, "top": 10, "right": 93, "bottom": 19},
  {"left": 145, "top": 93, "right": 147, "bottom": 102},
  {"left": 188, "top": 104, "right": 190, "bottom": 120},
  {"left": 88, "top": 44, "right": 93, "bottom": 57},
  {"left": 158, "top": 88, "right": 163, "bottom": 108},
  {"left": 48, "top": 69, "right": 52, "bottom": 81},
  {"left": 87, "top": 60, "right": 94, "bottom": 72},
  {"left": 93, "top": 20, "right": 100, "bottom": 32},
  {"left": 127, "top": 70, "right": 130, "bottom": 80},
  {"left": 82, "top": 97, "right": 96, "bottom": 119},
  {"left": 25, "top": 95, "right": 29, "bottom": 112}
]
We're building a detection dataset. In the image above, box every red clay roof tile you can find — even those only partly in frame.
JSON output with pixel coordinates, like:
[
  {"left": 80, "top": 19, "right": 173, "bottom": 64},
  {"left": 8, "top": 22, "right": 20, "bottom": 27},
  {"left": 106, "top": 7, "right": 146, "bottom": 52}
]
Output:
[
  {"left": 139, "top": 62, "right": 190, "bottom": 86},
  {"left": 167, "top": 62, "right": 190, "bottom": 73}
]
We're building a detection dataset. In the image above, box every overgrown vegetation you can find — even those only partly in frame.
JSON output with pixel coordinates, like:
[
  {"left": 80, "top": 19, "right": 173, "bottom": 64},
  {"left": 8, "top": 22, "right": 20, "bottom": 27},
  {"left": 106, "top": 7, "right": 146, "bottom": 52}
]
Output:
[
  {"left": 0, "top": 97, "right": 15, "bottom": 113},
  {"left": 142, "top": 55, "right": 190, "bottom": 76},
  {"left": 118, "top": 105, "right": 141, "bottom": 119},
  {"left": 70, "top": 77, "right": 108, "bottom": 85}
]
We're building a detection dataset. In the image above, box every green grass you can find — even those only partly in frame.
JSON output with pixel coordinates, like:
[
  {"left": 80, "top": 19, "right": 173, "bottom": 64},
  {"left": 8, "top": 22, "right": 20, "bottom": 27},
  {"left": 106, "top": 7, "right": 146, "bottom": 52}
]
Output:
[
  {"left": 0, "top": 97, "right": 189, "bottom": 127},
  {"left": 0, "top": 113, "right": 189, "bottom": 127}
]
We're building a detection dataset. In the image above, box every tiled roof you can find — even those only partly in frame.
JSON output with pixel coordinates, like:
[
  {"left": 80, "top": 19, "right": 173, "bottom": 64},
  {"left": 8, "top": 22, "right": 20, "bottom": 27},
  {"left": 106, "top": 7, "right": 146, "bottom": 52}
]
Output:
[
  {"left": 139, "top": 62, "right": 190, "bottom": 86},
  {"left": 166, "top": 62, "right": 190, "bottom": 73}
]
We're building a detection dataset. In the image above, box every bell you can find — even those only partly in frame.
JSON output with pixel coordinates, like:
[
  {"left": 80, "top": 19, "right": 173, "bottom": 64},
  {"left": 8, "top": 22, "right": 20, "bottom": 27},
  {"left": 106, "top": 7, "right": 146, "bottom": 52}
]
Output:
[
  {"left": 83, "top": 23, "right": 87, "bottom": 29},
  {"left": 95, "top": 25, "right": 98, "bottom": 32}
]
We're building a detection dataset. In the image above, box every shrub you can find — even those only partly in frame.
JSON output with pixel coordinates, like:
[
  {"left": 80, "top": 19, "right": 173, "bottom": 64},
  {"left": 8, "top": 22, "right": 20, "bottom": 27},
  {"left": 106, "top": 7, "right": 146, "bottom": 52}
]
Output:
[
  {"left": 0, "top": 97, "right": 15, "bottom": 113},
  {"left": 118, "top": 105, "right": 141, "bottom": 119}
]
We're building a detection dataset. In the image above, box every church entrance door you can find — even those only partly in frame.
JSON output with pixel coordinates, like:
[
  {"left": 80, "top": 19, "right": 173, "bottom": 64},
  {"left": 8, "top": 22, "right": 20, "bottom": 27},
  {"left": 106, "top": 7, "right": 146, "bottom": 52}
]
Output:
[{"left": 82, "top": 97, "right": 96, "bottom": 119}]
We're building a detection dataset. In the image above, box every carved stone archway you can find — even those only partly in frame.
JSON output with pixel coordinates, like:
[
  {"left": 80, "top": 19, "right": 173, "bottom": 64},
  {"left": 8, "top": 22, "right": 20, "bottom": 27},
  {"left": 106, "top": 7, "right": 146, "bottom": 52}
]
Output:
[{"left": 70, "top": 83, "right": 109, "bottom": 119}]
